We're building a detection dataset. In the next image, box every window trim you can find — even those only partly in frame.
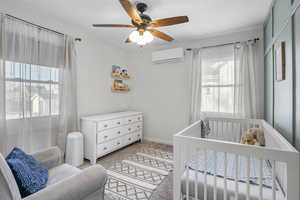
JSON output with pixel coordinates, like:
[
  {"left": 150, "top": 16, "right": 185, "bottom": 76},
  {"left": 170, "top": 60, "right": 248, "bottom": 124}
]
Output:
[{"left": 5, "top": 64, "right": 60, "bottom": 120}]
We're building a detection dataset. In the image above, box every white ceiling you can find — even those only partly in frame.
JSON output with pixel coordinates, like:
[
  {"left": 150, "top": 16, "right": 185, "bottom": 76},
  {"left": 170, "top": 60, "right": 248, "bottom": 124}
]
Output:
[{"left": 1, "top": 0, "right": 272, "bottom": 48}]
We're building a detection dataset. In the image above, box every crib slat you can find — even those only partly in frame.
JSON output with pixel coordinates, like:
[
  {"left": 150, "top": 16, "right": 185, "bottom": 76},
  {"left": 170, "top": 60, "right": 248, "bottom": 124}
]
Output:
[
  {"left": 204, "top": 149, "right": 207, "bottom": 200},
  {"left": 213, "top": 151, "right": 217, "bottom": 200},
  {"left": 195, "top": 159, "right": 198, "bottom": 200},
  {"left": 186, "top": 166, "right": 189, "bottom": 200},
  {"left": 221, "top": 120, "right": 224, "bottom": 139},
  {"left": 235, "top": 154, "right": 239, "bottom": 200},
  {"left": 224, "top": 152, "right": 228, "bottom": 200},
  {"left": 272, "top": 160, "right": 276, "bottom": 200},
  {"left": 259, "top": 159, "right": 263, "bottom": 200},
  {"left": 246, "top": 156, "right": 250, "bottom": 200}
]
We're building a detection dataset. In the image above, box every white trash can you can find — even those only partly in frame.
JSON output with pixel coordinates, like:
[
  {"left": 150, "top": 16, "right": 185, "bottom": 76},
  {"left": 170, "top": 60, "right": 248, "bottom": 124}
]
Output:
[{"left": 66, "top": 132, "right": 83, "bottom": 167}]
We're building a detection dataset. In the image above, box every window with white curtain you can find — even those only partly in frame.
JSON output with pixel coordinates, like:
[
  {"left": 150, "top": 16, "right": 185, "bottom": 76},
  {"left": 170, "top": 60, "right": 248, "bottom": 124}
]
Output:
[
  {"left": 200, "top": 45, "right": 236, "bottom": 114},
  {"left": 5, "top": 61, "right": 59, "bottom": 119}
]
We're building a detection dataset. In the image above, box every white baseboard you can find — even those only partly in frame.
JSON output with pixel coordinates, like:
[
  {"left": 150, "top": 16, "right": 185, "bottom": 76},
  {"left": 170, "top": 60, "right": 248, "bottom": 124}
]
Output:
[{"left": 143, "top": 137, "right": 173, "bottom": 146}]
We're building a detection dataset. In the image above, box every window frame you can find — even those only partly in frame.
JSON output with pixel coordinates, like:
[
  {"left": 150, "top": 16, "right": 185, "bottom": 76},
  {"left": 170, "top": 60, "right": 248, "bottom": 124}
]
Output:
[
  {"left": 200, "top": 53, "right": 236, "bottom": 114},
  {"left": 5, "top": 62, "right": 60, "bottom": 120}
]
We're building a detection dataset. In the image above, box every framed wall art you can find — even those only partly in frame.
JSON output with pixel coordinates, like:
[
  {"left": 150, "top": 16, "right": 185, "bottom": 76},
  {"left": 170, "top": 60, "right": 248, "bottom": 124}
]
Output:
[{"left": 275, "top": 41, "right": 286, "bottom": 81}]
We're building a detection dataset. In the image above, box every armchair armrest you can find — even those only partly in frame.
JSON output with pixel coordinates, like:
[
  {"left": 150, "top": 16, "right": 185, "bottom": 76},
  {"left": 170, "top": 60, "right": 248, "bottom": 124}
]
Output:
[
  {"left": 31, "top": 146, "right": 62, "bottom": 169},
  {"left": 24, "top": 165, "right": 107, "bottom": 200}
]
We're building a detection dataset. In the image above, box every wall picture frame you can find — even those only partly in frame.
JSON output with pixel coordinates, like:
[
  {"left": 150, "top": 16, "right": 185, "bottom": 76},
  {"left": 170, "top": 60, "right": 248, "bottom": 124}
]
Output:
[{"left": 275, "top": 41, "right": 286, "bottom": 81}]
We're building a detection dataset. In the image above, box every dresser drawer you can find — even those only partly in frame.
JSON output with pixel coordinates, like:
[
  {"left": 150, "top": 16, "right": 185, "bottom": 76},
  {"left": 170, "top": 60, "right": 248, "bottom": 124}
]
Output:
[
  {"left": 111, "top": 138, "right": 123, "bottom": 150},
  {"left": 124, "top": 133, "right": 134, "bottom": 144},
  {"left": 125, "top": 122, "right": 142, "bottom": 134},
  {"left": 134, "top": 131, "right": 142, "bottom": 140},
  {"left": 132, "top": 122, "right": 142, "bottom": 132},
  {"left": 97, "top": 142, "right": 112, "bottom": 156},
  {"left": 97, "top": 118, "right": 124, "bottom": 131},
  {"left": 97, "top": 126, "right": 126, "bottom": 144},
  {"left": 125, "top": 115, "right": 143, "bottom": 124}
]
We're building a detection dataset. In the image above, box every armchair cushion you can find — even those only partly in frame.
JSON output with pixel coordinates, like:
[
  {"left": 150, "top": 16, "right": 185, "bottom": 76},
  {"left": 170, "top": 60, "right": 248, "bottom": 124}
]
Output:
[
  {"left": 6, "top": 148, "right": 48, "bottom": 198},
  {"left": 31, "top": 147, "right": 62, "bottom": 170},
  {"left": 24, "top": 165, "right": 107, "bottom": 200},
  {"left": 48, "top": 164, "right": 80, "bottom": 186}
]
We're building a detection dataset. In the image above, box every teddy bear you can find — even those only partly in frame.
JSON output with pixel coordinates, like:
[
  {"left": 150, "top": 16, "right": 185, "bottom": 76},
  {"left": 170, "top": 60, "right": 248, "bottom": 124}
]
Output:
[
  {"left": 241, "top": 128, "right": 265, "bottom": 146},
  {"left": 120, "top": 69, "right": 130, "bottom": 79}
]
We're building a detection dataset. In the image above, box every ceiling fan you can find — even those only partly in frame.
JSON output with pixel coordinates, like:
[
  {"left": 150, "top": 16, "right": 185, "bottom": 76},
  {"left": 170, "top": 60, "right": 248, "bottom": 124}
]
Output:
[{"left": 93, "top": 0, "right": 189, "bottom": 46}]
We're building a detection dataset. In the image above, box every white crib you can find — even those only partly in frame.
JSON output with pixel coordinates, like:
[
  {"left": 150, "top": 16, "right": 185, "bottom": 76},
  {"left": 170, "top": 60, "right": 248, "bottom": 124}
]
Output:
[{"left": 173, "top": 117, "right": 299, "bottom": 200}]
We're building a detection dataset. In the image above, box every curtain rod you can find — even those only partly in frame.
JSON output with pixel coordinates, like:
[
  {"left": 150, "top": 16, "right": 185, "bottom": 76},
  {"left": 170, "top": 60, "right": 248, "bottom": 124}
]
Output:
[
  {"left": 185, "top": 38, "right": 260, "bottom": 51},
  {"left": 5, "top": 14, "right": 82, "bottom": 42}
]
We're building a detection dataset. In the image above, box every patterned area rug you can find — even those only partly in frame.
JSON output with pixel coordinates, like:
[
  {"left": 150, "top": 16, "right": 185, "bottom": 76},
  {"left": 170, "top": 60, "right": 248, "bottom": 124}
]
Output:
[{"left": 105, "top": 148, "right": 173, "bottom": 200}]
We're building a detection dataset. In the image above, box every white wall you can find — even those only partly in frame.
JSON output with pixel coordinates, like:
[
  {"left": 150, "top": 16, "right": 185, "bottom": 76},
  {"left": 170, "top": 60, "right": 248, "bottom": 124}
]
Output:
[
  {"left": 1, "top": 3, "right": 265, "bottom": 145},
  {"left": 129, "top": 27, "right": 265, "bottom": 145},
  {"left": 76, "top": 39, "right": 132, "bottom": 117},
  {"left": 0, "top": 4, "right": 133, "bottom": 119}
]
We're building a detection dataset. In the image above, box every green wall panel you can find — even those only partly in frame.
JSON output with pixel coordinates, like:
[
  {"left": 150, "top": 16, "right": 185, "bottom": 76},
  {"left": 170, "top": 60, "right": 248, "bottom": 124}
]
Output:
[
  {"left": 294, "top": 7, "right": 300, "bottom": 150},
  {"left": 273, "top": 21, "right": 294, "bottom": 144},
  {"left": 264, "top": 50, "right": 274, "bottom": 125},
  {"left": 273, "top": 0, "right": 291, "bottom": 35},
  {"left": 264, "top": 13, "right": 273, "bottom": 50}
]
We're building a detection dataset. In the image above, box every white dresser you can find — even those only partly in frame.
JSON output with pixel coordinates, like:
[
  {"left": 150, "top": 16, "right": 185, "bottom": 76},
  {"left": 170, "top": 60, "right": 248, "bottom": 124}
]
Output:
[{"left": 80, "top": 111, "right": 143, "bottom": 164}]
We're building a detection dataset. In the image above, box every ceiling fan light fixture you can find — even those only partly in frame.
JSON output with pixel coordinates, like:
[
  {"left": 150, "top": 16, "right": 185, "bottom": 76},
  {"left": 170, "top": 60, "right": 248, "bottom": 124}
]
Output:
[
  {"left": 129, "top": 30, "right": 140, "bottom": 42},
  {"left": 129, "top": 30, "right": 153, "bottom": 46},
  {"left": 143, "top": 31, "right": 154, "bottom": 43}
]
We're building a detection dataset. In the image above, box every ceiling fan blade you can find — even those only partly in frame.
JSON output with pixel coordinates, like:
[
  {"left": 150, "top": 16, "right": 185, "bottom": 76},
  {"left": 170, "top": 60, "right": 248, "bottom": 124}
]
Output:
[
  {"left": 148, "top": 29, "right": 174, "bottom": 42},
  {"left": 93, "top": 24, "right": 135, "bottom": 28},
  {"left": 119, "top": 0, "right": 143, "bottom": 24},
  {"left": 149, "top": 16, "right": 189, "bottom": 27}
]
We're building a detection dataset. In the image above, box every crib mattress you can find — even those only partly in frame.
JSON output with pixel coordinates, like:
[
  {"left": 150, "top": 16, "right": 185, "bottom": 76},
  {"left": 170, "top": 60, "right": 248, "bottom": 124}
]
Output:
[
  {"left": 188, "top": 150, "right": 278, "bottom": 189},
  {"left": 181, "top": 170, "right": 285, "bottom": 200}
]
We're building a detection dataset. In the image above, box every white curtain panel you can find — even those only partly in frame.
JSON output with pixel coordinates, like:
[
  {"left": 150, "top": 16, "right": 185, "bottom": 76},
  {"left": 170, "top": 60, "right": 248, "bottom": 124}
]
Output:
[
  {"left": 57, "top": 36, "right": 78, "bottom": 155},
  {"left": 189, "top": 41, "right": 259, "bottom": 122},
  {"left": 234, "top": 42, "right": 258, "bottom": 119},
  {"left": 189, "top": 49, "right": 202, "bottom": 123},
  {"left": 0, "top": 15, "right": 78, "bottom": 156}
]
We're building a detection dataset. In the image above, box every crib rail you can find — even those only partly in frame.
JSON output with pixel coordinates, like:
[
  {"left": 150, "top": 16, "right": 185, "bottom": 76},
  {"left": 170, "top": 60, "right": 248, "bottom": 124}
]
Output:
[{"left": 173, "top": 120, "right": 299, "bottom": 200}]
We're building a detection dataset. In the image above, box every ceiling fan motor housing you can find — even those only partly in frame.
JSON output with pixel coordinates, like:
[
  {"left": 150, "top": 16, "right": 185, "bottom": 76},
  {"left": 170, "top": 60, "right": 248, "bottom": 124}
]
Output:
[{"left": 136, "top": 2, "right": 148, "bottom": 13}]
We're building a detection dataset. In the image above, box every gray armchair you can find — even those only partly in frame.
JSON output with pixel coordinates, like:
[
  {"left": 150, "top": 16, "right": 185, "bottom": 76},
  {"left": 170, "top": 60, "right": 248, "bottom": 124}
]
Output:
[{"left": 0, "top": 147, "right": 107, "bottom": 200}]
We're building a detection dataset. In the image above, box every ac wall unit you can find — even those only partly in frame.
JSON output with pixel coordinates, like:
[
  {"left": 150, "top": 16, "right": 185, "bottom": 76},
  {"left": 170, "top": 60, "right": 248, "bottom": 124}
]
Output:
[{"left": 152, "top": 48, "right": 184, "bottom": 64}]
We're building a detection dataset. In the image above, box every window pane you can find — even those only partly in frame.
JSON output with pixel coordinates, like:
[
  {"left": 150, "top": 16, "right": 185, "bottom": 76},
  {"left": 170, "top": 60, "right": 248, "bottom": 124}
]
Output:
[
  {"left": 31, "top": 65, "right": 51, "bottom": 82},
  {"left": 201, "top": 45, "right": 234, "bottom": 87},
  {"left": 31, "top": 83, "right": 50, "bottom": 117},
  {"left": 6, "top": 81, "right": 22, "bottom": 119},
  {"left": 51, "top": 68, "right": 59, "bottom": 83},
  {"left": 219, "top": 87, "right": 234, "bottom": 113},
  {"left": 5, "top": 61, "right": 60, "bottom": 119},
  {"left": 201, "top": 87, "right": 219, "bottom": 112},
  {"left": 200, "top": 45, "right": 235, "bottom": 114},
  {"left": 51, "top": 84, "right": 59, "bottom": 115},
  {"left": 5, "top": 61, "right": 21, "bottom": 79}
]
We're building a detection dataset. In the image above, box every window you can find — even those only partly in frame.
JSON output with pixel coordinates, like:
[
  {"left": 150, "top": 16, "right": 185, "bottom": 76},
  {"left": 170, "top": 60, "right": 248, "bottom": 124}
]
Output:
[
  {"left": 5, "top": 61, "right": 59, "bottom": 119},
  {"left": 200, "top": 45, "right": 235, "bottom": 114}
]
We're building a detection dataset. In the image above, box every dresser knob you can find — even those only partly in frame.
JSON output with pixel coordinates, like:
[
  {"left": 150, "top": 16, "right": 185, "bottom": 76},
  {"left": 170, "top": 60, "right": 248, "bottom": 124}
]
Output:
[
  {"left": 128, "top": 138, "right": 131, "bottom": 141},
  {"left": 104, "top": 135, "right": 108, "bottom": 139},
  {"left": 138, "top": 117, "right": 141, "bottom": 120},
  {"left": 117, "top": 122, "right": 120, "bottom": 125},
  {"left": 117, "top": 142, "right": 120, "bottom": 145},
  {"left": 117, "top": 131, "right": 121, "bottom": 134},
  {"left": 128, "top": 119, "right": 132, "bottom": 122},
  {"left": 137, "top": 126, "right": 140, "bottom": 128},
  {"left": 103, "top": 147, "right": 107, "bottom": 150},
  {"left": 104, "top": 124, "right": 108, "bottom": 128},
  {"left": 128, "top": 128, "right": 131, "bottom": 131}
]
